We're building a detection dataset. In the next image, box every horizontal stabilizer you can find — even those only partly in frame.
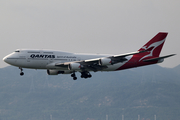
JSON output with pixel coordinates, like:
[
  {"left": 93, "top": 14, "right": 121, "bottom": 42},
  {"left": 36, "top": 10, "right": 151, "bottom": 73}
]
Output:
[{"left": 143, "top": 54, "right": 176, "bottom": 62}]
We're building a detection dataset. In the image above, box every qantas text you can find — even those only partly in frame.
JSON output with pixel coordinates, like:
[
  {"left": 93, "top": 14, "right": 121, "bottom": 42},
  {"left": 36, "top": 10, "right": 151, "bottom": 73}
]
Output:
[{"left": 30, "top": 54, "right": 55, "bottom": 58}]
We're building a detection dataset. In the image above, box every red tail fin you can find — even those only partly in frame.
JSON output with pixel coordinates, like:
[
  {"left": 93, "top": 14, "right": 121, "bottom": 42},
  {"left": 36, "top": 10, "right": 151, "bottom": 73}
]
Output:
[
  {"left": 137, "top": 32, "right": 168, "bottom": 61},
  {"left": 116, "top": 32, "right": 168, "bottom": 70}
]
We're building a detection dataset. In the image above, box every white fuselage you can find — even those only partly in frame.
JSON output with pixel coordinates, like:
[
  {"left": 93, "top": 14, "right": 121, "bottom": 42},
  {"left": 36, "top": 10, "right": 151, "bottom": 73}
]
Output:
[{"left": 3, "top": 49, "right": 131, "bottom": 72}]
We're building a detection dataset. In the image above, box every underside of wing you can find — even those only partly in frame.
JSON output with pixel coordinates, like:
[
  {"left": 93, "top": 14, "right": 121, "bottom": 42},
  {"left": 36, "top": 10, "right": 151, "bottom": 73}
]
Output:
[{"left": 55, "top": 60, "right": 107, "bottom": 72}]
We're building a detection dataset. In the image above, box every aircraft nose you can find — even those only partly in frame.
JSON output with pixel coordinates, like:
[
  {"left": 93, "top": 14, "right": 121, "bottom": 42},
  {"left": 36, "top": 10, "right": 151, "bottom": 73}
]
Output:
[{"left": 3, "top": 56, "right": 8, "bottom": 63}]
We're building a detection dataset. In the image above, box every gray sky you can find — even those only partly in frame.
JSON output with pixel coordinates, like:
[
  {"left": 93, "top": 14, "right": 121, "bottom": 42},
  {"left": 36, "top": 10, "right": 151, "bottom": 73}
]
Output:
[{"left": 0, "top": 0, "right": 179, "bottom": 68}]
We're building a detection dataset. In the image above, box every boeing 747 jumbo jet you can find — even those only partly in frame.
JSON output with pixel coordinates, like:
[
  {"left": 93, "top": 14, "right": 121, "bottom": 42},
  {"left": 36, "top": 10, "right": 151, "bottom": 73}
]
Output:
[{"left": 3, "top": 32, "right": 175, "bottom": 80}]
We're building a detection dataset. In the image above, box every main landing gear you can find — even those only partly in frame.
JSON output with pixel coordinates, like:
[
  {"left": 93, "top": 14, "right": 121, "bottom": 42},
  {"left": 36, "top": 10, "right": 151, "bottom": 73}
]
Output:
[
  {"left": 19, "top": 67, "right": 24, "bottom": 76},
  {"left": 71, "top": 71, "right": 92, "bottom": 80},
  {"left": 71, "top": 73, "right": 77, "bottom": 80},
  {"left": 81, "top": 71, "right": 92, "bottom": 79}
]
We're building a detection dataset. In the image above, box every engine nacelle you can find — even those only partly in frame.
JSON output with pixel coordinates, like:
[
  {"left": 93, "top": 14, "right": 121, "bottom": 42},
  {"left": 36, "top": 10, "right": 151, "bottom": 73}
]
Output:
[
  {"left": 68, "top": 63, "right": 81, "bottom": 70},
  {"left": 99, "top": 58, "right": 112, "bottom": 66},
  {"left": 47, "top": 70, "right": 60, "bottom": 75}
]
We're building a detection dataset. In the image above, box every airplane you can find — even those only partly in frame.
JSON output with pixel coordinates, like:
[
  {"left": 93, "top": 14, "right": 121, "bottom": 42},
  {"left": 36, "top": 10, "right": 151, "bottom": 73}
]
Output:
[{"left": 3, "top": 32, "right": 175, "bottom": 80}]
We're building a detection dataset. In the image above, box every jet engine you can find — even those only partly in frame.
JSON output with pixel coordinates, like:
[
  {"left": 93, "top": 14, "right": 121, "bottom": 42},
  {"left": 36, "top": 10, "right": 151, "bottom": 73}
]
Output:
[
  {"left": 68, "top": 63, "right": 81, "bottom": 70},
  {"left": 99, "top": 58, "right": 112, "bottom": 66},
  {"left": 47, "top": 70, "right": 60, "bottom": 75}
]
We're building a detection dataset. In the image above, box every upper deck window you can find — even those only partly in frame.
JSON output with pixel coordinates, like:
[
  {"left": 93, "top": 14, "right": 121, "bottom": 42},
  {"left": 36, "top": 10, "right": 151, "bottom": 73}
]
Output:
[
  {"left": 43, "top": 52, "right": 53, "bottom": 54},
  {"left": 28, "top": 51, "right": 40, "bottom": 53}
]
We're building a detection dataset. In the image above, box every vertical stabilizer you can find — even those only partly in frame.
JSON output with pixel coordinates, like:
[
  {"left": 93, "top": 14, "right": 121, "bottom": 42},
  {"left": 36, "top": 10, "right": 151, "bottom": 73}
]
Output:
[{"left": 137, "top": 32, "right": 168, "bottom": 61}]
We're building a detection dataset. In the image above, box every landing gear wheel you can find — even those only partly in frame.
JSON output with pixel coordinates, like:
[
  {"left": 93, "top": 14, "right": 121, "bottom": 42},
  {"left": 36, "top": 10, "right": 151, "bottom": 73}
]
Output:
[
  {"left": 71, "top": 72, "right": 77, "bottom": 80},
  {"left": 20, "top": 72, "right": 24, "bottom": 76},
  {"left": 88, "top": 74, "right": 92, "bottom": 78},
  {"left": 71, "top": 73, "right": 75, "bottom": 77},
  {"left": 73, "top": 77, "right": 77, "bottom": 80},
  {"left": 81, "top": 71, "right": 92, "bottom": 79},
  {"left": 19, "top": 67, "right": 24, "bottom": 76}
]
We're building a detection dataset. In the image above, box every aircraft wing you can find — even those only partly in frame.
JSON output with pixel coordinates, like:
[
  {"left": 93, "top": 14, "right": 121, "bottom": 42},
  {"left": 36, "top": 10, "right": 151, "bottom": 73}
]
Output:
[{"left": 55, "top": 50, "right": 147, "bottom": 71}]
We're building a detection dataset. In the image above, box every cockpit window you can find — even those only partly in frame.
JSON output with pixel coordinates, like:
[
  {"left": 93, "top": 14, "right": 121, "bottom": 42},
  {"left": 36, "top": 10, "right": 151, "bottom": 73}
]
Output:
[{"left": 15, "top": 50, "right": 20, "bottom": 52}]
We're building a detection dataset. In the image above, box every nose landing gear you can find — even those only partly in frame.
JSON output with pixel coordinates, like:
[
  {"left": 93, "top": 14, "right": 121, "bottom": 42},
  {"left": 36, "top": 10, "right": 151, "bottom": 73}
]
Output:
[{"left": 19, "top": 67, "right": 24, "bottom": 76}]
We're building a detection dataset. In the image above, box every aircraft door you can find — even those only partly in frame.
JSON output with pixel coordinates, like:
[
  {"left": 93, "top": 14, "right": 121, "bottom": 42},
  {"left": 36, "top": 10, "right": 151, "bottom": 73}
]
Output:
[
  {"left": 26, "top": 54, "right": 30, "bottom": 62},
  {"left": 48, "top": 54, "right": 55, "bottom": 63},
  {"left": 49, "top": 58, "right": 54, "bottom": 63}
]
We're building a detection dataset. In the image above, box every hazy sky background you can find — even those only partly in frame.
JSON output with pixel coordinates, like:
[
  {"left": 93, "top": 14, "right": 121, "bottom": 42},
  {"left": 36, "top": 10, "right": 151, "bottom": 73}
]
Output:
[{"left": 0, "top": 0, "right": 179, "bottom": 68}]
